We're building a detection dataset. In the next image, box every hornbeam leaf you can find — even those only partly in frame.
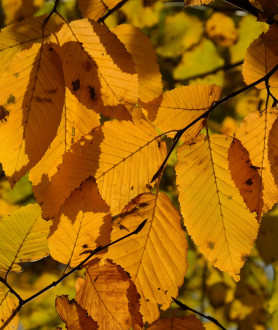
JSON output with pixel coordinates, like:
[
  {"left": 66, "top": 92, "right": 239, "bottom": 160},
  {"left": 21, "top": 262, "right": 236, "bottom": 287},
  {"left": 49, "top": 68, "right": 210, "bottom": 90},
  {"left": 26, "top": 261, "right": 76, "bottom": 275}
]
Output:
[
  {"left": 112, "top": 24, "right": 163, "bottom": 104},
  {"left": 0, "top": 42, "right": 65, "bottom": 185},
  {"left": 29, "top": 88, "right": 100, "bottom": 188},
  {"left": 184, "top": 0, "right": 214, "bottom": 5},
  {"left": 56, "top": 295, "right": 98, "bottom": 330},
  {"left": 0, "top": 204, "right": 50, "bottom": 273},
  {"left": 76, "top": 260, "right": 143, "bottom": 329},
  {"left": 104, "top": 193, "right": 188, "bottom": 323},
  {"left": 176, "top": 134, "right": 258, "bottom": 281},
  {"left": 148, "top": 316, "right": 205, "bottom": 329},
  {"left": 243, "top": 31, "right": 278, "bottom": 98},
  {"left": 52, "top": 19, "right": 138, "bottom": 120},
  {"left": 78, "top": 0, "right": 122, "bottom": 21},
  {"left": 0, "top": 15, "right": 62, "bottom": 74},
  {"left": 236, "top": 108, "right": 278, "bottom": 213},
  {"left": 153, "top": 85, "right": 221, "bottom": 138},
  {"left": 48, "top": 179, "right": 111, "bottom": 267},
  {"left": 33, "top": 119, "right": 166, "bottom": 218},
  {"left": 0, "top": 282, "right": 18, "bottom": 330}
]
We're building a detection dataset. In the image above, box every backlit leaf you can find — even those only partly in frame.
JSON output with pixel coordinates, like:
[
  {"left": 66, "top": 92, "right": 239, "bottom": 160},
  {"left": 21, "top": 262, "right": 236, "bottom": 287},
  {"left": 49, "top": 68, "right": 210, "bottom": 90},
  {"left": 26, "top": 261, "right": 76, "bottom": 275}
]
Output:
[
  {"left": 78, "top": 0, "right": 121, "bottom": 21},
  {"left": 76, "top": 260, "right": 143, "bottom": 329},
  {"left": 184, "top": 0, "right": 214, "bottom": 6},
  {"left": 0, "top": 42, "right": 65, "bottom": 185},
  {"left": 148, "top": 316, "right": 205, "bottom": 329},
  {"left": 48, "top": 179, "right": 111, "bottom": 267},
  {"left": 176, "top": 134, "right": 258, "bottom": 280},
  {"left": 29, "top": 88, "right": 100, "bottom": 188},
  {"left": 0, "top": 204, "right": 50, "bottom": 273},
  {"left": 104, "top": 193, "right": 188, "bottom": 323},
  {"left": 235, "top": 108, "right": 278, "bottom": 213},
  {"left": 153, "top": 85, "right": 221, "bottom": 139},
  {"left": 56, "top": 295, "right": 98, "bottom": 330},
  {"left": 52, "top": 19, "right": 138, "bottom": 120},
  {"left": 33, "top": 118, "right": 166, "bottom": 218},
  {"left": 0, "top": 282, "right": 18, "bottom": 330}
]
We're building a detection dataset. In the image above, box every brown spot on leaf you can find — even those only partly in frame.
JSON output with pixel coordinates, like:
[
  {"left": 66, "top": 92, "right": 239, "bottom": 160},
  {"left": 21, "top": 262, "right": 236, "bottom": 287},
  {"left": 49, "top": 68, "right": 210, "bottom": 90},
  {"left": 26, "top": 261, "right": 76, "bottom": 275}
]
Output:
[
  {"left": 35, "top": 96, "right": 52, "bottom": 103},
  {"left": 89, "top": 86, "right": 97, "bottom": 100},
  {"left": 0, "top": 106, "right": 9, "bottom": 122},
  {"left": 246, "top": 178, "right": 253, "bottom": 185},
  {"left": 131, "top": 186, "right": 134, "bottom": 190},
  {"left": 82, "top": 244, "right": 88, "bottom": 248},
  {"left": 47, "top": 88, "right": 58, "bottom": 94},
  {"left": 48, "top": 47, "right": 53, "bottom": 51},
  {"left": 83, "top": 60, "right": 92, "bottom": 72},
  {"left": 207, "top": 241, "right": 215, "bottom": 250},
  {"left": 72, "top": 79, "right": 80, "bottom": 91}
]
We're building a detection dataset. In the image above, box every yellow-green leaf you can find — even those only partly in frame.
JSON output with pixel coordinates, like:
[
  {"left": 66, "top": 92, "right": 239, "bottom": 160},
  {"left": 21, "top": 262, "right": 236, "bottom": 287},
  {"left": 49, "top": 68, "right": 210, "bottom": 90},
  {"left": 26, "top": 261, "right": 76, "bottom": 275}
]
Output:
[{"left": 176, "top": 134, "right": 258, "bottom": 280}]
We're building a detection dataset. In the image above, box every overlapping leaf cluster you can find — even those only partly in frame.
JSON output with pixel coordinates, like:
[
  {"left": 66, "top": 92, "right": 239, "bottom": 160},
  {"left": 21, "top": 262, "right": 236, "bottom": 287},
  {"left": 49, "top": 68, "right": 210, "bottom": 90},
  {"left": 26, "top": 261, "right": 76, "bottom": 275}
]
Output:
[{"left": 0, "top": 0, "right": 278, "bottom": 328}]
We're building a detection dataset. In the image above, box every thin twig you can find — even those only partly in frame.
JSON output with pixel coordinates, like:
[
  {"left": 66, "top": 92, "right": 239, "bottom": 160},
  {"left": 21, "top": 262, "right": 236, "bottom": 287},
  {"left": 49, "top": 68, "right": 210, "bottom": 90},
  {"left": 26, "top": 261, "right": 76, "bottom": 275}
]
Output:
[
  {"left": 0, "top": 219, "right": 147, "bottom": 330},
  {"left": 97, "top": 0, "right": 130, "bottom": 23},
  {"left": 151, "top": 63, "right": 278, "bottom": 182},
  {"left": 222, "top": 0, "right": 259, "bottom": 18},
  {"left": 41, "top": 0, "right": 61, "bottom": 34},
  {"left": 179, "top": 60, "right": 243, "bottom": 83},
  {"left": 172, "top": 297, "right": 227, "bottom": 330}
]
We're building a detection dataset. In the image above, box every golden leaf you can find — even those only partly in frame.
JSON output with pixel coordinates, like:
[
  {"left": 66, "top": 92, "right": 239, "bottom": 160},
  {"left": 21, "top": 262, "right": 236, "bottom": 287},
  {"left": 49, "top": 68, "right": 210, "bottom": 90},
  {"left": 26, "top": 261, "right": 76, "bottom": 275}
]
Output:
[
  {"left": 176, "top": 134, "right": 258, "bottom": 280},
  {"left": 236, "top": 108, "right": 278, "bottom": 213},
  {"left": 29, "top": 88, "right": 100, "bottom": 188},
  {"left": 2, "top": 0, "right": 44, "bottom": 24},
  {"left": 206, "top": 13, "right": 238, "bottom": 47},
  {"left": 52, "top": 19, "right": 138, "bottom": 120},
  {"left": 104, "top": 193, "right": 188, "bottom": 323},
  {"left": 78, "top": 0, "right": 121, "bottom": 21},
  {"left": 0, "top": 42, "right": 65, "bottom": 185},
  {"left": 48, "top": 179, "right": 111, "bottom": 267},
  {"left": 0, "top": 204, "right": 50, "bottom": 273},
  {"left": 184, "top": 0, "right": 214, "bottom": 5},
  {"left": 112, "top": 24, "right": 162, "bottom": 104},
  {"left": 33, "top": 119, "right": 166, "bottom": 218},
  {"left": 0, "top": 282, "right": 18, "bottom": 330},
  {"left": 76, "top": 260, "right": 143, "bottom": 329},
  {"left": 56, "top": 295, "right": 98, "bottom": 330},
  {"left": 243, "top": 31, "right": 278, "bottom": 97},
  {"left": 148, "top": 316, "right": 205, "bottom": 330},
  {"left": 153, "top": 85, "right": 221, "bottom": 139}
]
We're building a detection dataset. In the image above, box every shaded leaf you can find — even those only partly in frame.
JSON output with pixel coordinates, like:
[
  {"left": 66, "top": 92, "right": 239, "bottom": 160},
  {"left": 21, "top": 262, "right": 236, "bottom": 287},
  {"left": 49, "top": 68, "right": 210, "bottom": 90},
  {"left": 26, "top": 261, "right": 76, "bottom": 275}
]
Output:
[
  {"left": 249, "top": 0, "right": 278, "bottom": 21},
  {"left": 76, "top": 260, "right": 143, "bottom": 329},
  {"left": 0, "top": 282, "right": 18, "bottom": 330},
  {"left": 29, "top": 88, "right": 100, "bottom": 189},
  {"left": 48, "top": 179, "right": 111, "bottom": 267},
  {"left": 176, "top": 134, "right": 258, "bottom": 280},
  {"left": 52, "top": 19, "right": 138, "bottom": 120},
  {"left": 268, "top": 117, "right": 278, "bottom": 186},
  {"left": 235, "top": 108, "right": 278, "bottom": 213},
  {"left": 0, "top": 204, "right": 50, "bottom": 273},
  {"left": 56, "top": 295, "right": 98, "bottom": 330},
  {"left": 33, "top": 118, "right": 166, "bottom": 218},
  {"left": 78, "top": 0, "right": 121, "bottom": 21},
  {"left": 148, "top": 316, "right": 205, "bottom": 329},
  {"left": 0, "top": 42, "right": 65, "bottom": 185},
  {"left": 104, "top": 193, "right": 188, "bottom": 323}
]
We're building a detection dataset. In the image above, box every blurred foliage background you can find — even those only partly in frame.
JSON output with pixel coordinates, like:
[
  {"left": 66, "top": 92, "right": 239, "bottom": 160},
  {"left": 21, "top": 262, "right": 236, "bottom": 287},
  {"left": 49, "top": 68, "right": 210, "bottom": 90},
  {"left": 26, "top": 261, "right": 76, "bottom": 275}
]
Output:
[{"left": 0, "top": 0, "right": 277, "bottom": 329}]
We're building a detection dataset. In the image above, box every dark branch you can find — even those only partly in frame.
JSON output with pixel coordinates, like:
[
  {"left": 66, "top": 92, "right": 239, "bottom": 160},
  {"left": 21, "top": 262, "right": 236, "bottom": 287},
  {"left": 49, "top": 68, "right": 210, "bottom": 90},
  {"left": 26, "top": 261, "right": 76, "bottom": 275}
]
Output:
[
  {"left": 179, "top": 60, "right": 243, "bottom": 83},
  {"left": 97, "top": 0, "right": 129, "bottom": 23},
  {"left": 41, "top": 0, "right": 61, "bottom": 32},
  {"left": 0, "top": 219, "right": 147, "bottom": 330},
  {"left": 222, "top": 0, "right": 259, "bottom": 18},
  {"left": 172, "top": 297, "right": 227, "bottom": 330},
  {"left": 152, "top": 63, "right": 278, "bottom": 182}
]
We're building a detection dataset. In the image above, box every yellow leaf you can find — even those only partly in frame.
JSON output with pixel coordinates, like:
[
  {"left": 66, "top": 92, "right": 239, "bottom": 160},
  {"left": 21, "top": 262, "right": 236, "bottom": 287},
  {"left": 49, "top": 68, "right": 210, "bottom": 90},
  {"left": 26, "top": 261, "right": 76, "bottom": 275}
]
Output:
[
  {"left": 29, "top": 88, "right": 100, "bottom": 187},
  {"left": 184, "top": 0, "right": 214, "bottom": 6},
  {"left": 228, "top": 138, "right": 263, "bottom": 217},
  {"left": 176, "top": 134, "right": 259, "bottom": 280},
  {"left": 243, "top": 31, "right": 278, "bottom": 98},
  {"left": 2, "top": 0, "right": 44, "bottom": 24},
  {"left": 0, "top": 42, "right": 65, "bottom": 185},
  {"left": 148, "top": 316, "right": 205, "bottom": 329},
  {"left": 206, "top": 13, "right": 238, "bottom": 47},
  {"left": 0, "top": 204, "right": 50, "bottom": 273},
  {"left": 0, "top": 15, "right": 62, "bottom": 74},
  {"left": 112, "top": 24, "right": 162, "bottom": 104},
  {"left": 56, "top": 295, "right": 98, "bottom": 330},
  {"left": 78, "top": 0, "right": 121, "bottom": 21},
  {"left": 235, "top": 108, "right": 278, "bottom": 213},
  {"left": 48, "top": 178, "right": 111, "bottom": 267},
  {"left": 0, "top": 282, "right": 18, "bottom": 330},
  {"left": 153, "top": 85, "right": 221, "bottom": 138},
  {"left": 52, "top": 19, "right": 138, "bottom": 120},
  {"left": 33, "top": 119, "right": 166, "bottom": 218},
  {"left": 104, "top": 193, "right": 188, "bottom": 323},
  {"left": 76, "top": 260, "right": 143, "bottom": 329}
]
